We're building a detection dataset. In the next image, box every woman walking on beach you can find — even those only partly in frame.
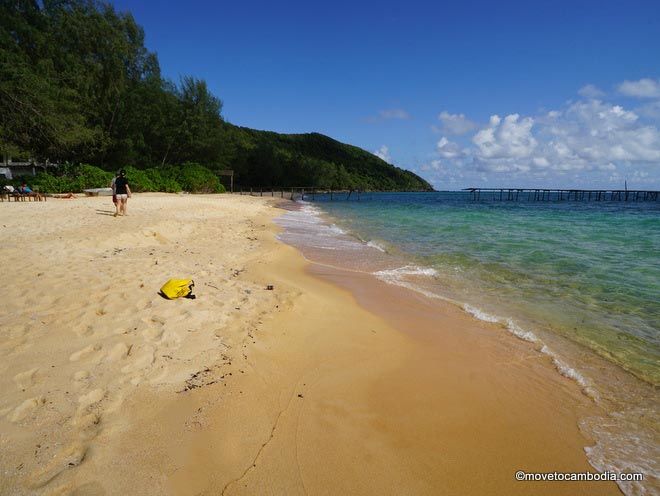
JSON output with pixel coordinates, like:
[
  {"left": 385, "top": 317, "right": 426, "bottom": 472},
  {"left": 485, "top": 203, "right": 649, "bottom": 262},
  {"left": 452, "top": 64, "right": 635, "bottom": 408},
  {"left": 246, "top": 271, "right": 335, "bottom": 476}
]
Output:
[
  {"left": 113, "top": 169, "right": 132, "bottom": 217},
  {"left": 110, "top": 170, "right": 120, "bottom": 207}
]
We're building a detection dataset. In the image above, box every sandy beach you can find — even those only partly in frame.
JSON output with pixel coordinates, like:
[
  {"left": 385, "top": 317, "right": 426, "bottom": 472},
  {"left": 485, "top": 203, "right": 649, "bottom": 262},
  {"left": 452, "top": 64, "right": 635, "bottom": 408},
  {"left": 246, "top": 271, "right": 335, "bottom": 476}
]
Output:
[{"left": 0, "top": 193, "right": 621, "bottom": 495}]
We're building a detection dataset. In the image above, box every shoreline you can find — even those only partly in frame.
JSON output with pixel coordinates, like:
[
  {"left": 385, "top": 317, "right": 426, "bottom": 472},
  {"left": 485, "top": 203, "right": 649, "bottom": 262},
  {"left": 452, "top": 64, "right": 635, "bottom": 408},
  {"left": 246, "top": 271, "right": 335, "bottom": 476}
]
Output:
[
  {"left": 0, "top": 194, "right": 621, "bottom": 494},
  {"left": 280, "top": 198, "right": 658, "bottom": 495}
]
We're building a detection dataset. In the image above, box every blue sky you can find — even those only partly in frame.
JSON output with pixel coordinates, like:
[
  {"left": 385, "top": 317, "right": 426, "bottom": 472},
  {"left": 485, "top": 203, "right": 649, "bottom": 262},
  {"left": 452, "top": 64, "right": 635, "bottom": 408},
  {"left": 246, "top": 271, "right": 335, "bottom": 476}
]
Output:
[{"left": 111, "top": 0, "right": 660, "bottom": 189}]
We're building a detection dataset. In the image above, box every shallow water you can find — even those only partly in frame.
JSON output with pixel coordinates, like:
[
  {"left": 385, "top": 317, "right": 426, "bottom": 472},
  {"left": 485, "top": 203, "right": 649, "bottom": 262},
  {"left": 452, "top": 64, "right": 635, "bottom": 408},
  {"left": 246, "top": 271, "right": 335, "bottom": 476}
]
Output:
[
  {"left": 314, "top": 192, "right": 660, "bottom": 385},
  {"left": 275, "top": 192, "right": 660, "bottom": 495}
]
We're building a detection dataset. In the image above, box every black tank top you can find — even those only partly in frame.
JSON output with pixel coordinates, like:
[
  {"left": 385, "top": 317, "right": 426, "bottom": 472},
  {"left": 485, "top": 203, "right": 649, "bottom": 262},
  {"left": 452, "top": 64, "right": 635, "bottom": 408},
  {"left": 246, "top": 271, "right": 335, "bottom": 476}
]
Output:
[{"left": 115, "top": 177, "right": 128, "bottom": 195}]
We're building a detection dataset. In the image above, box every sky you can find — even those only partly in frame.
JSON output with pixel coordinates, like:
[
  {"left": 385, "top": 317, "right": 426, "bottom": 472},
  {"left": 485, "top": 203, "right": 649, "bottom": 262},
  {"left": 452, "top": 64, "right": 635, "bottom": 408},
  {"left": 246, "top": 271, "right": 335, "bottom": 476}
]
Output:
[{"left": 110, "top": 0, "right": 660, "bottom": 190}]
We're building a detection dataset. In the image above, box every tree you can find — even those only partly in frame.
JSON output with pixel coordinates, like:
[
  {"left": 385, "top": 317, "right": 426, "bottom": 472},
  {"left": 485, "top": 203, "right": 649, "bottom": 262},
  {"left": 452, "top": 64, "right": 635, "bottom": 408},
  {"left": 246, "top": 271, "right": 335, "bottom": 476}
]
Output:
[{"left": 0, "top": 0, "right": 432, "bottom": 191}]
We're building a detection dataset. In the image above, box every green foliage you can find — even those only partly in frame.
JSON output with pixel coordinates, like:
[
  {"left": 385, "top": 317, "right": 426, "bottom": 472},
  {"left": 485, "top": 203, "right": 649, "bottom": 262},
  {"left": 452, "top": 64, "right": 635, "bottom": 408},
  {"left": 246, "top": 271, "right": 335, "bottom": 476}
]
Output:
[
  {"left": 75, "top": 164, "right": 113, "bottom": 190},
  {"left": 30, "top": 173, "right": 74, "bottom": 194},
  {"left": 209, "top": 126, "right": 432, "bottom": 190},
  {"left": 163, "top": 162, "right": 224, "bottom": 193},
  {"left": 0, "top": 1, "right": 433, "bottom": 192},
  {"left": 25, "top": 163, "right": 225, "bottom": 194},
  {"left": 122, "top": 166, "right": 156, "bottom": 192},
  {"left": 30, "top": 163, "right": 111, "bottom": 193},
  {"left": 143, "top": 169, "right": 181, "bottom": 193}
]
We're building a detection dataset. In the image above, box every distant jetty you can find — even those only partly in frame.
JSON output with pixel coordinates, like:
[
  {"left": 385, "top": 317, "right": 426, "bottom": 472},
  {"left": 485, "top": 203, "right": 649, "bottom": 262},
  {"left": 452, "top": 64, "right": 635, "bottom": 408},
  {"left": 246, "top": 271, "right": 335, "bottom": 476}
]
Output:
[{"left": 464, "top": 188, "right": 659, "bottom": 202}]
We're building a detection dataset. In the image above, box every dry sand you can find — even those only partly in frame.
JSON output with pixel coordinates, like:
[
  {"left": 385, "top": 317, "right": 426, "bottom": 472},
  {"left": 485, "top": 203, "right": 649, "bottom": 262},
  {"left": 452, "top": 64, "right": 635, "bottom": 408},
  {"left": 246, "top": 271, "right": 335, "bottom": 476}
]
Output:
[{"left": 0, "top": 194, "right": 620, "bottom": 495}]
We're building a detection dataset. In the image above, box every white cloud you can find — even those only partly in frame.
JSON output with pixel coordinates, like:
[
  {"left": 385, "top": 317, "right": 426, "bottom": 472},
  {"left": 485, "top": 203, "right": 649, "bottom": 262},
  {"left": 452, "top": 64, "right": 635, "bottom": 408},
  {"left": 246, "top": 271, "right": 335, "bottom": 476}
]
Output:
[
  {"left": 373, "top": 145, "right": 392, "bottom": 163},
  {"left": 419, "top": 77, "right": 660, "bottom": 189},
  {"left": 542, "top": 100, "right": 659, "bottom": 164},
  {"left": 424, "top": 99, "right": 660, "bottom": 188},
  {"left": 437, "top": 111, "right": 476, "bottom": 135},
  {"left": 473, "top": 114, "right": 537, "bottom": 160},
  {"left": 420, "top": 160, "right": 445, "bottom": 173},
  {"left": 637, "top": 101, "right": 660, "bottom": 119},
  {"left": 578, "top": 84, "right": 605, "bottom": 99},
  {"left": 618, "top": 78, "right": 660, "bottom": 98},
  {"left": 470, "top": 101, "right": 660, "bottom": 173},
  {"left": 368, "top": 108, "right": 411, "bottom": 122},
  {"left": 436, "top": 137, "right": 465, "bottom": 159},
  {"left": 419, "top": 159, "right": 464, "bottom": 186}
]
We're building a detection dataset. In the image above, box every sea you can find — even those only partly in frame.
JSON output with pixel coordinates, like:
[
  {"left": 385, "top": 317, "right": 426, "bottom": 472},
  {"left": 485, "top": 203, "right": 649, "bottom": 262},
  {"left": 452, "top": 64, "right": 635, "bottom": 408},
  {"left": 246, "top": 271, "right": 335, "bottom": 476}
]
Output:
[{"left": 275, "top": 191, "right": 659, "bottom": 496}]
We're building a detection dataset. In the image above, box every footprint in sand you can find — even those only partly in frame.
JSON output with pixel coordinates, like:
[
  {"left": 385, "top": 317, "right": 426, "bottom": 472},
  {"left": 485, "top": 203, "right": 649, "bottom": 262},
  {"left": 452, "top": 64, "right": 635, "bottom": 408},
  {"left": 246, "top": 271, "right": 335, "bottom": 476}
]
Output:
[
  {"left": 147, "top": 365, "right": 171, "bottom": 385},
  {"left": 107, "top": 342, "right": 131, "bottom": 361},
  {"left": 74, "top": 370, "right": 90, "bottom": 381},
  {"left": 69, "top": 344, "right": 102, "bottom": 362},
  {"left": 48, "top": 481, "right": 105, "bottom": 495},
  {"left": 150, "top": 315, "right": 166, "bottom": 326},
  {"left": 13, "top": 368, "right": 38, "bottom": 390},
  {"left": 121, "top": 346, "right": 154, "bottom": 374},
  {"left": 9, "top": 396, "right": 45, "bottom": 422},
  {"left": 143, "top": 327, "right": 163, "bottom": 341},
  {"left": 8, "top": 324, "right": 28, "bottom": 339},
  {"left": 112, "top": 326, "right": 131, "bottom": 336},
  {"left": 73, "top": 411, "right": 101, "bottom": 440},
  {"left": 27, "top": 442, "right": 87, "bottom": 489},
  {"left": 0, "top": 336, "right": 27, "bottom": 356},
  {"left": 103, "top": 392, "right": 126, "bottom": 414},
  {"left": 72, "top": 324, "right": 94, "bottom": 337},
  {"left": 78, "top": 388, "right": 105, "bottom": 409},
  {"left": 159, "top": 329, "right": 181, "bottom": 348},
  {"left": 135, "top": 298, "right": 152, "bottom": 311},
  {"left": 143, "top": 230, "right": 169, "bottom": 244}
]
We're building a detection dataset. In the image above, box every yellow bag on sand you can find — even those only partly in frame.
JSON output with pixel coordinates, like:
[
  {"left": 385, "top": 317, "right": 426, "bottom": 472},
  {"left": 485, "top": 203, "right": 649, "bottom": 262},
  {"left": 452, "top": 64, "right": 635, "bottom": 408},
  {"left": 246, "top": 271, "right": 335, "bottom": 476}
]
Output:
[{"left": 160, "top": 279, "right": 196, "bottom": 299}]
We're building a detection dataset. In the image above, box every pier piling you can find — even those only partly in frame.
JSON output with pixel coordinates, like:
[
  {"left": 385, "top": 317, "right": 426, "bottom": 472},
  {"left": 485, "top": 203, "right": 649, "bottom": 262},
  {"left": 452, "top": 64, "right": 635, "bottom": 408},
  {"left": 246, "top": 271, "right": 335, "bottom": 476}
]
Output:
[{"left": 464, "top": 188, "right": 658, "bottom": 202}]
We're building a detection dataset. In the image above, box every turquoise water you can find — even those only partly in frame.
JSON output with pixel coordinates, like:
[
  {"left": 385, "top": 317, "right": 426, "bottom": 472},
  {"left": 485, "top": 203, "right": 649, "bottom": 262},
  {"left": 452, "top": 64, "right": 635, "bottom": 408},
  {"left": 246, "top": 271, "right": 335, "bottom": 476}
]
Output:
[
  {"left": 277, "top": 191, "right": 660, "bottom": 494},
  {"left": 313, "top": 192, "right": 660, "bottom": 386}
]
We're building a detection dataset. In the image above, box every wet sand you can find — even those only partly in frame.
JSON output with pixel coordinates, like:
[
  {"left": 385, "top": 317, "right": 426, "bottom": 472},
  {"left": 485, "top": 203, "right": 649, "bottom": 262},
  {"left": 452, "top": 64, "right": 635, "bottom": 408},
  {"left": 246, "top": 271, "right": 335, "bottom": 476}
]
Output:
[{"left": 0, "top": 194, "right": 620, "bottom": 495}]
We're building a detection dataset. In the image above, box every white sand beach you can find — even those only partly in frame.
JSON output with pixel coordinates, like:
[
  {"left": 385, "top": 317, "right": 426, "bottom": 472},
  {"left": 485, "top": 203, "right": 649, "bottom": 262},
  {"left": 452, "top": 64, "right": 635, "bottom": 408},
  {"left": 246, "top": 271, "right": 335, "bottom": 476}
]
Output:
[{"left": 0, "top": 194, "right": 620, "bottom": 495}]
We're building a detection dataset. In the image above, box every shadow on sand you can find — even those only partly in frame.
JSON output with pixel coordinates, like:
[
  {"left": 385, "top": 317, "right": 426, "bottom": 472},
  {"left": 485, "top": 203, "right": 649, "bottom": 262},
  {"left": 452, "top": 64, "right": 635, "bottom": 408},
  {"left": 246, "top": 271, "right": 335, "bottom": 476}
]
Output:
[{"left": 95, "top": 209, "right": 116, "bottom": 216}]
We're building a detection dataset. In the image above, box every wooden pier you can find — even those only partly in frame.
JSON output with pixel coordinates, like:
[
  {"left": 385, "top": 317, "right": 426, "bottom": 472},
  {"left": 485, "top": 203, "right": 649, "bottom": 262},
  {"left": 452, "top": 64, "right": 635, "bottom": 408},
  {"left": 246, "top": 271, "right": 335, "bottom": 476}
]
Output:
[
  {"left": 464, "top": 188, "right": 659, "bottom": 202},
  {"left": 235, "top": 187, "right": 365, "bottom": 201}
]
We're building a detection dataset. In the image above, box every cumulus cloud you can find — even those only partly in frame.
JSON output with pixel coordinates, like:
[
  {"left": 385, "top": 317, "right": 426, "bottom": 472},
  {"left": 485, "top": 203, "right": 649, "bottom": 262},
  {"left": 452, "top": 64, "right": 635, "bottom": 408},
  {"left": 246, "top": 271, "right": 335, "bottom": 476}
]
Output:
[
  {"left": 543, "top": 100, "right": 659, "bottom": 163},
  {"left": 419, "top": 159, "right": 464, "bottom": 186},
  {"left": 422, "top": 91, "right": 660, "bottom": 188},
  {"left": 436, "top": 137, "right": 465, "bottom": 159},
  {"left": 373, "top": 145, "right": 392, "bottom": 163},
  {"left": 473, "top": 114, "right": 537, "bottom": 160},
  {"left": 367, "top": 108, "right": 411, "bottom": 122},
  {"left": 618, "top": 78, "right": 660, "bottom": 98},
  {"left": 418, "top": 76, "right": 660, "bottom": 189},
  {"left": 578, "top": 84, "right": 605, "bottom": 99},
  {"left": 637, "top": 101, "right": 660, "bottom": 119},
  {"left": 437, "top": 111, "right": 476, "bottom": 135}
]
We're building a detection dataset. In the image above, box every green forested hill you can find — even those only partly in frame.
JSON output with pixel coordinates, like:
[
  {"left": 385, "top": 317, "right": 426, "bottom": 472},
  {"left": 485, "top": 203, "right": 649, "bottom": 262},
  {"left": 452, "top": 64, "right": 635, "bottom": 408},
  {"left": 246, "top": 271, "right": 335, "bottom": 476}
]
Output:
[
  {"left": 215, "top": 125, "right": 432, "bottom": 190},
  {"left": 0, "top": 1, "right": 433, "bottom": 191}
]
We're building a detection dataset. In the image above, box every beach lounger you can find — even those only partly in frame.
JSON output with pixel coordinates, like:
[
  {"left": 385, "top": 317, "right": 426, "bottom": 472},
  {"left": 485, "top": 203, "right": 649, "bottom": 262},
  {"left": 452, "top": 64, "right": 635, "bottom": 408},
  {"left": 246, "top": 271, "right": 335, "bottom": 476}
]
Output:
[{"left": 1, "top": 191, "right": 46, "bottom": 202}]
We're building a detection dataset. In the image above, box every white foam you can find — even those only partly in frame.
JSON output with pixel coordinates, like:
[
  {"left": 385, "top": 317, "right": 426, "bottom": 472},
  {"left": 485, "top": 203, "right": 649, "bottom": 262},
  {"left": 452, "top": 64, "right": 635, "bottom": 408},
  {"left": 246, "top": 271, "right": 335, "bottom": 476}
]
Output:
[
  {"left": 462, "top": 305, "right": 598, "bottom": 400},
  {"left": 505, "top": 319, "right": 539, "bottom": 343},
  {"left": 581, "top": 412, "right": 659, "bottom": 496},
  {"left": 461, "top": 302, "right": 594, "bottom": 396},
  {"left": 463, "top": 304, "right": 500, "bottom": 323},
  {"left": 328, "top": 224, "right": 347, "bottom": 235},
  {"left": 371, "top": 265, "right": 456, "bottom": 301},
  {"left": 275, "top": 205, "right": 364, "bottom": 251},
  {"left": 278, "top": 201, "right": 603, "bottom": 418},
  {"left": 540, "top": 344, "right": 600, "bottom": 402},
  {"left": 374, "top": 265, "right": 438, "bottom": 279},
  {"left": 376, "top": 271, "right": 599, "bottom": 403},
  {"left": 366, "top": 240, "right": 386, "bottom": 252}
]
